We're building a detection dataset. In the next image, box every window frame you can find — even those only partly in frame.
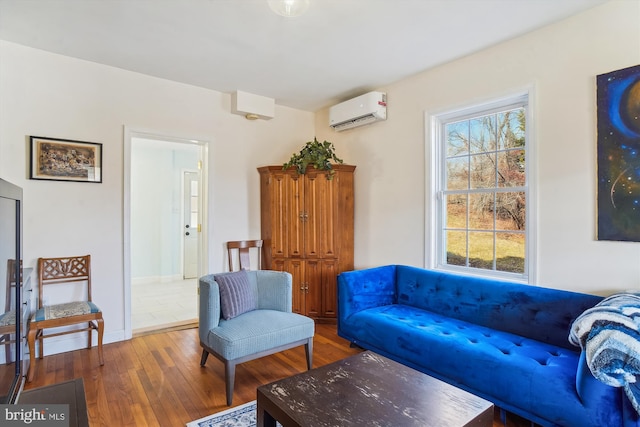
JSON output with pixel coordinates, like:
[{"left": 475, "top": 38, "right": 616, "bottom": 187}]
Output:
[{"left": 427, "top": 90, "right": 536, "bottom": 284}]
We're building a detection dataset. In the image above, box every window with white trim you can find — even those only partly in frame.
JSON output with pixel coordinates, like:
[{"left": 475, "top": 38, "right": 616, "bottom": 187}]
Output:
[{"left": 431, "top": 93, "right": 532, "bottom": 281}]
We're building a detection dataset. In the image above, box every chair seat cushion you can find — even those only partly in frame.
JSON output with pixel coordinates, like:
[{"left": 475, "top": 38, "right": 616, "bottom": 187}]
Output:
[
  {"left": 0, "top": 310, "right": 15, "bottom": 326},
  {"left": 34, "top": 301, "right": 101, "bottom": 321},
  {"left": 204, "top": 309, "right": 314, "bottom": 360}
]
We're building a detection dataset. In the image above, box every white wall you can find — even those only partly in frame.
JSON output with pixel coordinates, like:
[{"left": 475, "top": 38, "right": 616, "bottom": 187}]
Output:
[
  {"left": 316, "top": 0, "right": 640, "bottom": 295},
  {"left": 0, "top": 40, "right": 315, "bottom": 351}
]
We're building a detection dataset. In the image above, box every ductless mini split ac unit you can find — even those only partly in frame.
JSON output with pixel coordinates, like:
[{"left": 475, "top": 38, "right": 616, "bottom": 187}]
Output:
[{"left": 329, "top": 91, "right": 387, "bottom": 131}]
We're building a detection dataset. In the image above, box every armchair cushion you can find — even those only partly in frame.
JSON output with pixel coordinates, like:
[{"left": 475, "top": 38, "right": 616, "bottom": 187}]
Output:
[
  {"left": 214, "top": 270, "right": 257, "bottom": 320},
  {"left": 205, "top": 309, "right": 314, "bottom": 360}
]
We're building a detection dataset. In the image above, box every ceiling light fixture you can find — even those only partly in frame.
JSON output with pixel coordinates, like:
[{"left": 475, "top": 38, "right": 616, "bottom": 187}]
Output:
[{"left": 267, "top": 0, "right": 310, "bottom": 18}]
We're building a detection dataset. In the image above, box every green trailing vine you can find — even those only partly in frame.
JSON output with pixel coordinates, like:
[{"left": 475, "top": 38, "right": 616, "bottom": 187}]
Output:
[{"left": 283, "top": 138, "right": 343, "bottom": 178}]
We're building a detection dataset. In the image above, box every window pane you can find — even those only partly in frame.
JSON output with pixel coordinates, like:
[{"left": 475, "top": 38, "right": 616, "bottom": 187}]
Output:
[
  {"left": 469, "top": 193, "right": 494, "bottom": 230},
  {"left": 446, "top": 230, "right": 467, "bottom": 266},
  {"left": 468, "top": 231, "right": 493, "bottom": 270},
  {"left": 497, "top": 149, "right": 525, "bottom": 187},
  {"left": 496, "top": 232, "right": 525, "bottom": 273},
  {"left": 447, "top": 121, "right": 469, "bottom": 157},
  {"left": 446, "top": 156, "right": 469, "bottom": 190},
  {"left": 470, "top": 153, "right": 496, "bottom": 189},
  {"left": 496, "top": 192, "right": 525, "bottom": 231},
  {"left": 497, "top": 108, "right": 525, "bottom": 150},
  {"left": 470, "top": 115, "right": 496, "bottom": 153},
  {"left": 446, "top": 195, "right": 467, "bottom": 228}
]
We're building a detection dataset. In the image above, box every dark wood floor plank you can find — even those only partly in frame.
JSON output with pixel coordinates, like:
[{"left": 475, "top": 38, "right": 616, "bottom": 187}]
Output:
[{"left": 126, "top": 368, "right": 160, "bottom": 427}]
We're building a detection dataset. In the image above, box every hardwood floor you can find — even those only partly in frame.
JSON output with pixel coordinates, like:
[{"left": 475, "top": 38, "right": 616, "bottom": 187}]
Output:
[{"left": 22, "top": 324, "right": 531, "bottom": 427}]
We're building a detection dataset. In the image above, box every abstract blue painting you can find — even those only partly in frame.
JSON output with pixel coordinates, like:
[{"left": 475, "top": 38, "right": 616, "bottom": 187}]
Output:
[{"left": 597, "top": 64, "right": 640, "bottom": 241}]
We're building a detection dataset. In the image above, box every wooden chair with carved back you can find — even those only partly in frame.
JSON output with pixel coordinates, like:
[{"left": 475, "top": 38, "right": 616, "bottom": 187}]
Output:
[
  {"left": 27, "top": 255, "right": 104, "bottom": 381},
  {"left": 226, "top": 240, "right": 263, "bottom": 271}
]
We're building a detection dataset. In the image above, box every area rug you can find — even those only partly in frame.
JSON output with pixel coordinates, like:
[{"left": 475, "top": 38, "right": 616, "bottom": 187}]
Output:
[{"left": 186, "top": 400, "right": 282, "bottom": 427}]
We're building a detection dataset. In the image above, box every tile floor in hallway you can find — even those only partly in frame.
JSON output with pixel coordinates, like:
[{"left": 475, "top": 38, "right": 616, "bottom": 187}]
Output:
[{"left": 131, "top": 277, "right": 198, "bottom": 333}]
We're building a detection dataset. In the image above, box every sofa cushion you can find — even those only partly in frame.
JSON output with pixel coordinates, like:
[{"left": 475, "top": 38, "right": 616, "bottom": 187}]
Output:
[
  {"left": 342, "top": 304, "right": 625, "bottom": 427},
  {"left": 214, "top": 270, "right": 257, "bottom": 320}
]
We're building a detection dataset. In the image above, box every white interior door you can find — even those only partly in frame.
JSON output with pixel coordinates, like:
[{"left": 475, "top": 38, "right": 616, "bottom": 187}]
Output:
[{"left": 183, "top": 171, "right": 199, "bottom": 279}]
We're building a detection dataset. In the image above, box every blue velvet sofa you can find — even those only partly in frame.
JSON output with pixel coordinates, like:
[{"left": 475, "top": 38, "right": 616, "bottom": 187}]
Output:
[{"left": 337, "top": 265, "right": 640, "bottom": 427}]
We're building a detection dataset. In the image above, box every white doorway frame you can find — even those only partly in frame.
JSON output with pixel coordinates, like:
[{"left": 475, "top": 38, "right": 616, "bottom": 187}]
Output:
[{"left": 123, "top": 127, "right": 209, "bottom": 339}]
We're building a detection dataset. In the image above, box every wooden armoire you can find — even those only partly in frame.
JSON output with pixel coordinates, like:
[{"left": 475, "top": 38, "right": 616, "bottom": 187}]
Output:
[{"left": 258, "top": 164, "right": 355, "bottom": 322}]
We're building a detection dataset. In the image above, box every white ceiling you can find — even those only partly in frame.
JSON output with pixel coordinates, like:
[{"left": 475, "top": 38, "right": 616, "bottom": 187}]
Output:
[{"left": 0, "top": 0, "right": 608, "bottom": 111}]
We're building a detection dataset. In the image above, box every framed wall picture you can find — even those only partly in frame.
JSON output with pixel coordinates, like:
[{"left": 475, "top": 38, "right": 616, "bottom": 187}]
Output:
[
  {"left": 29, "top": 136, "right": 102, "bottom": 183},
  {"left": 596, "top": 65, "right": 640, "bottom": 241}
]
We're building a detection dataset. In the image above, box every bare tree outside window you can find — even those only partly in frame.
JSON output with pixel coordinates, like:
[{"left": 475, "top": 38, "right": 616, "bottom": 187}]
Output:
[{"left": 443, "top": 107, "right": 526, "bottom": 274}]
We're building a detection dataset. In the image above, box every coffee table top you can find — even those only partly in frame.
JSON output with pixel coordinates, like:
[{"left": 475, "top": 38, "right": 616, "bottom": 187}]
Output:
[{"left": 257, "top": 350, "right": 493, "bottom": 427}]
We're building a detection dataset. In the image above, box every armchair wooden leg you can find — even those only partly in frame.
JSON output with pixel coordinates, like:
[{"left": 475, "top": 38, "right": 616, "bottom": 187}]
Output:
[
  {"left": 224, "top": 360, "right": 236, "bottom": 406},
  {"left": 305, "top": 338, "right": 313, "bottom": 370},
  {"left": 200, "top": 349, "right": 209, "bottom": 366},
  {"left": 97, "top": 318, "right": 104, "bottom": 366},
  {"left": 27, "top": 327, "right": 37, "bottom": 382}
]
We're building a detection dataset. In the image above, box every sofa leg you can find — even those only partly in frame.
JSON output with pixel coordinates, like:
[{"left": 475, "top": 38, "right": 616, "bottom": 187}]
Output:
[
  {"left": 499, "top": 408, "right": 507, "bottom": 426},
  {"left": 200, "top": 349, "right": 209, "bottom": 367},
  {"left": 225, "top": 361, "right": 236, "bottom": 406},
  {"left": 305, "top": 338, "right": 313, "bottom": 370}
]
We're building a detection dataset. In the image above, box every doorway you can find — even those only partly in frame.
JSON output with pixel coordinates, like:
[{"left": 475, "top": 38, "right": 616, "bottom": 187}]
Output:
[{"left": 125, "top": 132, "right": 207, "bottom": 336}]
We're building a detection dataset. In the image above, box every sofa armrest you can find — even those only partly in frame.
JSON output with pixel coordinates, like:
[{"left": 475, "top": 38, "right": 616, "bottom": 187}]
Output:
[
  {"left": 576, "top": 350, "right": 607, "bottom": 403},
  {"left": 199, "top": 275, "right": 221, "bottom": 343},
  {"left": 338, "top": 265, "right": 397, "bottom": 322},
  {"left": 255, "top": 270, "right": 293, "bottom": 312},
  {"left": 575, "top": 350, "right": 636, "bottom": 423}
]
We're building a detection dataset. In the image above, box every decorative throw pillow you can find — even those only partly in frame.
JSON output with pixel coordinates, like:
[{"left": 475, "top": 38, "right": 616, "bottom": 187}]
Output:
[{"left": 214, "top": 270, "right": 257, "bottom": 320}]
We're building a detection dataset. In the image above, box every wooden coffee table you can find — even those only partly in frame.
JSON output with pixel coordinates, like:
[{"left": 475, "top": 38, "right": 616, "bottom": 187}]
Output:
[{"left": 257, "top": 351, "right": 493, "bottom": 427}]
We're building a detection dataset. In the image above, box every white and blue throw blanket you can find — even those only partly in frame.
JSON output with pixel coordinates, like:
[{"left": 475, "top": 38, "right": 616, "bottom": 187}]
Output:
[{"left": 569, "top": 293, "right": 640, "bottom": 414}]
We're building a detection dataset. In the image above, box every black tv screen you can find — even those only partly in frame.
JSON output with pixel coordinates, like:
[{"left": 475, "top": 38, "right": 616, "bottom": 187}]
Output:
[{"left": 0, "top": 178, "right": 24, "bottom": 403}]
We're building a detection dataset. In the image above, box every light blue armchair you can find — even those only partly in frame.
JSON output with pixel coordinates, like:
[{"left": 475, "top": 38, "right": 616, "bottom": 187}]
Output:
[{"left": 199, "top": 270, "right": 314, "bottom": 406}]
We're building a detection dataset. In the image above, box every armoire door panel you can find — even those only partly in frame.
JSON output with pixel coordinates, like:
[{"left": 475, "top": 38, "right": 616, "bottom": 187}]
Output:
[
  {"left": 269, "top": 173, "right": 289, "bottom": 259},
  {"left": 288, "top": 174, "right": 304, "bottom": 258},
  {"left": 321, "top": 259, "right": 338, "bottom": 318},
  {"left": 319, "top": 174, "right": 337, "bottom": 258},
  {"left": 304, "top": 259, "right": 321, "bottom": 318},
  {"left": 285, "top": 259, "right": 305, "bottom": 315},
  {"left": 303, "top": 172, "right": 320, "bottom": 258}
]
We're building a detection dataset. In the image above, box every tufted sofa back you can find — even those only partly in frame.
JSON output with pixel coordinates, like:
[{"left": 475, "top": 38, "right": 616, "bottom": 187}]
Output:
[{"left": 395, "top": 265, "right": 602, "bottom": 350}]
